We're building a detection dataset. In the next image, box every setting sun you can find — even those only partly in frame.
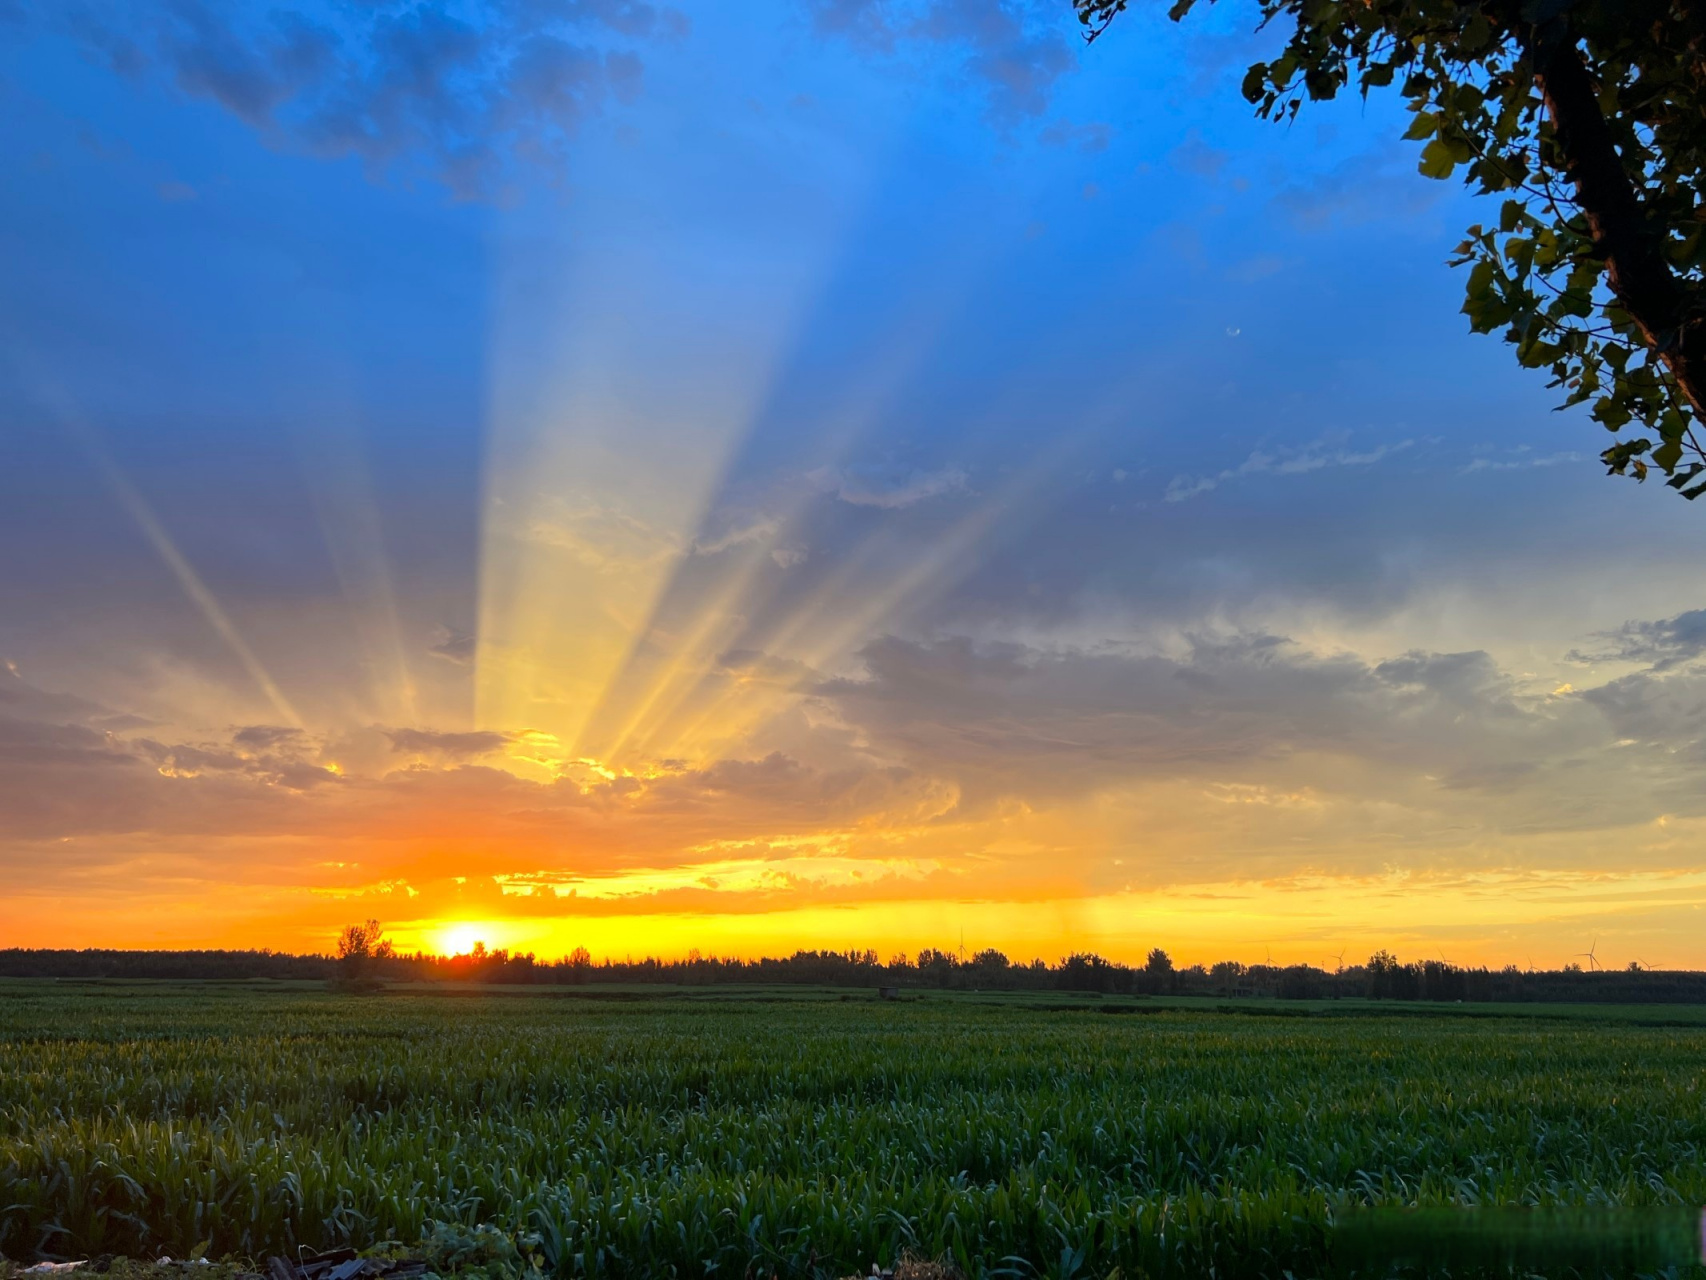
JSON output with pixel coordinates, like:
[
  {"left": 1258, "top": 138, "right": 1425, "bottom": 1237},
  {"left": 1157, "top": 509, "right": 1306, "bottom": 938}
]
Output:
[{"left": 435, "top": 924, "right": 493, "bottom": 959}]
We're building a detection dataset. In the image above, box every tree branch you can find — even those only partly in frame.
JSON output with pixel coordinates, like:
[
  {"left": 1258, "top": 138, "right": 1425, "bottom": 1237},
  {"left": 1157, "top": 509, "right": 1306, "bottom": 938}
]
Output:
[{"left": 1528, "top": 28, "right": 1706, "bottom": 421}]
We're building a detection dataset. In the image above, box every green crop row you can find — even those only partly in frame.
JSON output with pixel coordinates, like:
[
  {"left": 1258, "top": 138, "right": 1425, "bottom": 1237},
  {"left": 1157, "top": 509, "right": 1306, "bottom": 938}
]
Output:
[{"left": 2, "top": 985, "right": 1704, "bottom": 1278}]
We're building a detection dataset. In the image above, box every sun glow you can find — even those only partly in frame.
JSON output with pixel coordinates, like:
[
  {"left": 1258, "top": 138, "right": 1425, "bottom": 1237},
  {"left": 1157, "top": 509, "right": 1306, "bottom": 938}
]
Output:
[{"left": 435, "top": 923, "right": 492, "bottom": 958}]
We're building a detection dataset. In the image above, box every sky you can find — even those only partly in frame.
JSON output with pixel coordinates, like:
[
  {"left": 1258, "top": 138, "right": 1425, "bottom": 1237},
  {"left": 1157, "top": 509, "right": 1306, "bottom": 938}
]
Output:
[{"left": 2, "top": 0, "right": 1705, "bottom": 969}]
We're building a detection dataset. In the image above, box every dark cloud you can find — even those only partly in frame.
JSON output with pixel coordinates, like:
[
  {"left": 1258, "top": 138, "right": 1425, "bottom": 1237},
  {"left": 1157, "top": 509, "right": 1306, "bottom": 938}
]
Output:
[
  {"left": 0, "top": 716, "right": 134, "bottom": 771},
  {"left": 1037, "top": 119, "right": 1112, "bottom": 152},
  {"left": 808, "top": 0, "right": 1077, "bottom": 122},
  {"left": 0, "top": 670, "right": 347, "bottom": 839},
  {"left": 1578, "top": 669, "right": 1706, "bottom": 749},
  {"left": 1570, "top": 607, "right": 1706, "bottom": 672},
  {"left": 232, "top": 724, "right": 304, "bottom": 749},
  {"left": 0, "top": 662, "right": 110, "bottom": 723},
  {"left": 1373, "top": 650, "right": 1509, "bottom": 706},
  {"left": 387, "top": 727, "right": 511, "bottom": 759},
  {"left": 809, "top": 631, "right": 1680, "bottom": 827},
  {"left": 38, "top": 0, "right": 678, "bottom": 200},
  {"left": 428, "top": 625, "right": 477, "bottom": 664},
  {"left": 135, "top": 733, "right": 344, "bottom": 790},
  {"left": 0, "top": 717, "right": 164, "bottom": 842}
]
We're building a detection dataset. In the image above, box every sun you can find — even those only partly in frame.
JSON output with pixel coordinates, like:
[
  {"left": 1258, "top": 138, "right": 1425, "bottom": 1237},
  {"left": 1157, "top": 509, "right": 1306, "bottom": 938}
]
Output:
[{"left": 436, "top": 923, "right": 488, "bottom": 957}]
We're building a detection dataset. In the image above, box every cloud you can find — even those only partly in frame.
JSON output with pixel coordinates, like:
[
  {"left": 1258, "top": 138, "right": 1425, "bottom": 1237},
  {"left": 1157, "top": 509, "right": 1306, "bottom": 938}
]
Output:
[
  {"left": 807, "top": 0, "right": 1078, "bottom": 123},
  {"left": 715, "top": 648, "right": 821, "bottom": 689},
  {"left": 1164, "top": 435, "right": 1413, "bottom": 503},
  {"left": 524, "top": 501, "right": 680, "bottom": 571},
  {"left": 0, "top": 671, "right": 346, "bottom": 841},
  {"left": 1462, "top": 449, "right": 1586, "bottom": 474},
  {"left": 232, "top": 725, "right": 305, "bottom": 750},
  {"left": 6, "top": 606, "right": 1706, "bottom": 930},
  {"left": 533, "top": 0, "right": 690, "bottom": 42},
  {"left": 523, "top": 501, "right": 790, "bottom": 574},
  {"left": 1169, "top": 130, "right": 1228, "bottom": 179},
  {"left": 809, "top": 462, "right": 969, "bottom": 508},
  {"left": 1038, "top": 119, "right": 1112, "bottom": 152},
  {"left": 808, "top": 629, "right": 1689, "bottom": 832},
  {"left": 428, "top": 625, "right": 477, "bottom": 665},
  {"left": 136, "top": 732, "right": 344, "bottom": 790},
  {"left": 1570, "top": 607, "right": 1706, "bottom": 673},
  {"left": 1275, "top": 141, "right": 1447, "bottom": 231},
  {"left": 0, "top": 661, "right": 949, "bottom": 872},
  {"left": 38, "top": 0, "right": 680, "bottom": 200},
  {"left": 387, "top": 727, "right": 512, "bottom": 759},
  {"left": 1574, "top": 668, "right": 1706, "bottom": 772},
  {"left": 690, "top": 514, "right": 782, "bottom": 557},
  {"left": 1372, "top": 650, "right": 1509, "bottom": 703},
  {"left": 0, "top": 716, "right": 163, "bottom": 842},
  {"left": 1225, "top": 253, "right": 1284, "bottom": 283},
  {"left": 0, "top": 661, "right": 110, "bottom": 724}
]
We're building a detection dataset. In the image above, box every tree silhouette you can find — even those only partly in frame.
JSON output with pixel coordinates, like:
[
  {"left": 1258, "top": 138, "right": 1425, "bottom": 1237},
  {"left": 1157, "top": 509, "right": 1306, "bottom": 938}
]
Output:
[{"left": 335, "top": 919, "right": 387, "bottom": 982}]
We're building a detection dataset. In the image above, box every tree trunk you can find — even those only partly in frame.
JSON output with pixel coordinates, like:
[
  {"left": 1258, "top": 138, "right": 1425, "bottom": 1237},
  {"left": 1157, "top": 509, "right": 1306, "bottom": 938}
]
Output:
[{"left": 1530, "top": 32, "right": 1706, "bottom": 422}]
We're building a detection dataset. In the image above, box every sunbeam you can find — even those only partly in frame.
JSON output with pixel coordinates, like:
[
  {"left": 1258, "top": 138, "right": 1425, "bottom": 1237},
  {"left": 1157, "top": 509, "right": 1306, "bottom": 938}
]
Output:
[
  {"left": 472, "top": 180, "right": 869, "bottom": 771},
  {"left": 298, "top": 411, "right": 420, "bottom": 728},
  {"left": 554, "top": 248, "right": 1027, "bottom": 770},
  {"left": 49, "top": 399, "right": 304, "bottom": 728},
  {"left": 628, "top": 391, "right": 1144, "bottom": 767}
]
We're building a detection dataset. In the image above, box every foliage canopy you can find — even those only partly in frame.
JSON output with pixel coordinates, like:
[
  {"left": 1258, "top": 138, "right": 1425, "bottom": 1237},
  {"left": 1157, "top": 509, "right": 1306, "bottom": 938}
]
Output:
[{"left": 1078, "top": 0, "right": 1706, "bottom": 496}]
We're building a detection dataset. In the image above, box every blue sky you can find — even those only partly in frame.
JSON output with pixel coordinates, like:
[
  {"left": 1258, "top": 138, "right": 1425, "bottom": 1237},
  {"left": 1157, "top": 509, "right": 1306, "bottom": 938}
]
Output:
[{"left": 3, "top": 0, "right": 1704, "bottom": 964}]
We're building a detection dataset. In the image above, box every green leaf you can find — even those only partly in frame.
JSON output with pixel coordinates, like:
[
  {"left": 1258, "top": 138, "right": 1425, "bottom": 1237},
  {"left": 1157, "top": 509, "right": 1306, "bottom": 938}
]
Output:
[
  {"left": 1594, "top": 399, "right": 1634, "bottom": 431},
  {"left": 1403, "top": 111, "right": 1440, "bottom": 141},
  {"left": 1418, "top": 138, "right": 1458, "bottom": 179},
  {"left": 1240, "top": 62, "right": 1268, "bottom": 102},
  {"left": 1305, "top": 68, "right": 1339, "bottom": 100}
]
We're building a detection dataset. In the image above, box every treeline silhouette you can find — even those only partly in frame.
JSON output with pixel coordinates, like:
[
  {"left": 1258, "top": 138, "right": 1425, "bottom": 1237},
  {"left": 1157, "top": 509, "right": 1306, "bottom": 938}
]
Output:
[{"left": 4, "top": 943, "right": 1706, "bottom": 1003}]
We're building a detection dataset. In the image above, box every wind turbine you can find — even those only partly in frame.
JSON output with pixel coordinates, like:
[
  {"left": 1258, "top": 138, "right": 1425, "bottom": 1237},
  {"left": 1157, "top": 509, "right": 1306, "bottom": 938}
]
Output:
[
  {"left": 1574, "top": 939, "right": 1602, "bottom": 972},
  {"left": 1330, "top": 947, "right": 1347, "bottom": 975}
]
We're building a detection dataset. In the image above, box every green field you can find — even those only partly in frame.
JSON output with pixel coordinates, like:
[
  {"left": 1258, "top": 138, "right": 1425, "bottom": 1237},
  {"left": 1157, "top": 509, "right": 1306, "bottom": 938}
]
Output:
[{"left": 4, "top": 981, "right": 1706, "bottom": 1278}]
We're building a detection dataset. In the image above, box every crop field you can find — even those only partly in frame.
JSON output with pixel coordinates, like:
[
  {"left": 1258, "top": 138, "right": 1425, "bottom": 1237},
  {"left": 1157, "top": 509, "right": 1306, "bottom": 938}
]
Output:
[{"left": 4, "top": 982, "right": 1706, "bottom": 1279}]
